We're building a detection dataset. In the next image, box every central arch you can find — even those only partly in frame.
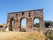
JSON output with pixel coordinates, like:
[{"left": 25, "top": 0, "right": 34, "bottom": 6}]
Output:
[{"left": 20, "top": 18, "right": 27, "bottom": 32}]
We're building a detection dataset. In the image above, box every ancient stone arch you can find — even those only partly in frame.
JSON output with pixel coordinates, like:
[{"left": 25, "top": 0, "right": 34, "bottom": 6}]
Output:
[{"left": 7, "top": 9, "right": 45, "bottom": 31}]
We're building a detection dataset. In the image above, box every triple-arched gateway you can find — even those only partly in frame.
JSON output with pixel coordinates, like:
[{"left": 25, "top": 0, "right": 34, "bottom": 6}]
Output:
[{"left": 7, "top": 9, "right": 45, "bottom": 31}]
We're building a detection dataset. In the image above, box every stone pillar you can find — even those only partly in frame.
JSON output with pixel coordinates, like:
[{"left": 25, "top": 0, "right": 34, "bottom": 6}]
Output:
[
  {"left": 26, "top": 18, "right": 34, "bottom": 31},
  {"left": 32, "top": 18, "right": 34, "bottom": 30},
  {"left": 13, "top": 18, "right": 20, "bottom": 31},
  {"left": 7, "top": 18, "right": 11, "bottom": 31},
  {"left": 39, "top": 18, "right": 45, "bottom": 30},
  {"left": 17, "top": 19, "right": 21, "bottom": 31}
]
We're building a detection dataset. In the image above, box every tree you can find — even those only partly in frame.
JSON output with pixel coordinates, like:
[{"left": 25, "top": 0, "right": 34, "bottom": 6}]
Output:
[
  {"left": 44, "top": 21, "right": 50, "bottom": 28},
  {"left": 34, "top": 20, "right": 53, "bottom": 28},
  {"left": 48, "top": 34, "right": 53, "bottom": 40},
  {"left": 44, "top": 20, "right": 53, "bottom": 28},
  {"left": 34, "top": 23, "right": 39, "bottom": 28}
]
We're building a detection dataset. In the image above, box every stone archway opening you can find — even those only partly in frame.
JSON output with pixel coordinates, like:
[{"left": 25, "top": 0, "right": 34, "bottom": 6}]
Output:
[
  {"left": 20, "top": 18, "right": 26, "bottom": 32},
  {"left": 12, "top": 20, "right": 14, "bottom": 27},
  {"left": 34, "top": 18, "right": 40, "bottom": 29},
  {"left": 10, "top": 18, "right": 15, "bottom": 31}
]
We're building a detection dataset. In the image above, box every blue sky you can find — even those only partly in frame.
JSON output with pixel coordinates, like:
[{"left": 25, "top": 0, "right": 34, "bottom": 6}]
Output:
[{"left": 0, "top": 0, "right": 53, "bottom": 26}]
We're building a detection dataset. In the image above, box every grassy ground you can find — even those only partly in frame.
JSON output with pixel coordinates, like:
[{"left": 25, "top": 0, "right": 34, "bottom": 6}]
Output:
[{"left": 0, "top": 31, "right": 46, "bottom": 40}]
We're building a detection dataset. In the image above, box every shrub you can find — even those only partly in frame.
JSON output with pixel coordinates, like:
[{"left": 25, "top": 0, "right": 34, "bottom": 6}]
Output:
[{"left": 48, "top": 34, "right": 53, "bottom": 40}]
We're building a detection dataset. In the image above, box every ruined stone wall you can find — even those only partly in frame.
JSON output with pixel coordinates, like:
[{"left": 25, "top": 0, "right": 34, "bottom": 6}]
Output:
[{"left": 7, "top": 9, "right": 45, "bottom": 31}]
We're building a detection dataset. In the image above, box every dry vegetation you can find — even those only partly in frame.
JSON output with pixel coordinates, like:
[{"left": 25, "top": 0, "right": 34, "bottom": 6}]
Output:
[{"left": 0, "top": 31, "right": 46, "bottom": 40}]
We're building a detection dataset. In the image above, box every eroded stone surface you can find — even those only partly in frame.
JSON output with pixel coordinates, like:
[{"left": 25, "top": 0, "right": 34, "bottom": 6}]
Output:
[{"left": 7, "top": 9, "right": 45, "bottom": 31}]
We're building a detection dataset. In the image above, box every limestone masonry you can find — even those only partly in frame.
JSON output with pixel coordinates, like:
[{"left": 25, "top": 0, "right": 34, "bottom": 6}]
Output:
[{"left": 7, "top": 9, "right": 45, "bottom": 31}]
